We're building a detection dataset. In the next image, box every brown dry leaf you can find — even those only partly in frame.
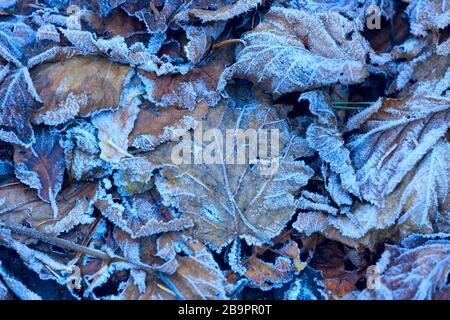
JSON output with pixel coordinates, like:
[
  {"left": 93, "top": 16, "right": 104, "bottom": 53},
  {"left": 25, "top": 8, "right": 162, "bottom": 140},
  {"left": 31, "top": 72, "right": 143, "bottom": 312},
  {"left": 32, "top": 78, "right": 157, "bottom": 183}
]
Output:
[
  {"left": 95, "top": 185, "right": 193, "bottom": 238},
  {"left": 219, "top": 7, "right": 370, "bottom": 95},
  {"left": 0, "top": 180, "right": 98, "bottom": 236},
  {"left": 344, "top": 234, "right": 450, "bottom": 300},
  {"left": 406, "top": 0, "right": 450, "bottom": 36},
  {"left": 144, "top": 84, "right": 314, "bottom": 251},
  {"left": 13, "top": 126, "right": 65, "bottom": 213},
  {"left": 138, "top": 46, "right": 233, "bottom": 111},
  {"left": 31, "top": 56, "right": 132, "bottom": 126},
  {"left": 119, "top": 232, "right": 227, "bottom": 300},
  {"left": 92, "top": 76, "right": 143, "bottom": 163},
  {"left": 0, "top": 66, "right": 40, "bottom": 146}
]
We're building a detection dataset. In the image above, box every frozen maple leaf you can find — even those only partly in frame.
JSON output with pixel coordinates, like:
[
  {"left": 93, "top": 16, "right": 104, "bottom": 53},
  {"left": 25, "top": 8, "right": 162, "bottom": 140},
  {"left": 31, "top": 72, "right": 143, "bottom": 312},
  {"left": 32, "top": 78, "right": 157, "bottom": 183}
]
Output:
[
  {"left": 406, "top": 0, "right": 450, "bottom": 36},
  {"left": 0, "top": 180, "right": 98, "bottom": 235},
  {"left": 31, "top": 56, "right": 132, "bottom": 126},
  {"left": 301, "top": 91, "right": 359, "bottom": 197},
  {"left": 344, "top": 234, "right": 450, "bottom": 300},
  {"left": 0, "top": 66, "right": 40, "bottom": 146},
  {"left": 13, "top": 126, "right": 65, "bottom": 216},
  {"left": 92, "top": 74, "right": 143, "bottom": 163},
  {"left": 345, "top": 69, "right": 450, "bottom": 208},
  {"left": 218, "top": 7, "right": 370, "bottom": 95},
  {"left": 144, "top": 84, "right": 314, "bottom": 251},
  {"left": 179, "top": 0, "right": 262, "bottom": 22},
  {"left": 118, "top": 232, "right": 227, "bottom": 299}
]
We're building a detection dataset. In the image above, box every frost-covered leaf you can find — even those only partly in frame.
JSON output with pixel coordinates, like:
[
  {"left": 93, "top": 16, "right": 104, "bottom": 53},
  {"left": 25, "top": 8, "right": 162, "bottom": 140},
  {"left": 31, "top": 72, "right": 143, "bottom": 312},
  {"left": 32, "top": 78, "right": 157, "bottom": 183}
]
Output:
[
  {"left": 227, "top": 237, "right": 305, "bottom": 291},
  {"left": 0, "top": 67, "right": 40, "bottom": 146},
  {"left": 13, "top": 126, "right": 65, "bottom": 212},
  {"left": 95, "top": 185, "right": 193, "bottom": 238},
  {"left": 330, "top": 139, "right": 449, "bottom": 243},
  {"left": 113, "top": 158, "right": 154, "bottom": 196},
  {"left": 346, "top": 70, "right": 450, "bottom": 207},
  {"left": 183, "top": 22, "right": 225, "bottom": 64},
  {"left": 219, "top": 7, "right": 370, "bottom": 95},
  {"left": 121, "top": 0, "right": 183, "bottom": 33},
  {"left": 92, "top": 75, "right": 142, "bottom": 163},
  {"left": 183, "top": 0, "right": 262, "bottom": 22},
  {"left": 0, "top": 21, "right": 36, "bottom": 66},
  {"left": 406, "top": 0, "right": 450, "bottom": 36},
  {"left": 0, "top": 180, "right": 98, "bottom": 235},
  {"left": 345, "top": 233, "right": 450, "bottom": 300},
  {"left": 0, "top": 261, "right": 42, "bottom": 300},
  {"left": 145, "top": 84, "right": 314, "bottom": 251},
  {"left": 31, "top": 56, "right": 132, "bottom": 126},
  {"left": 301, "top": 91, "right": 359, "bottom": 197},
  {"left": 130, "top": 100, "right": 209, "bottom": 151},
  {"left": 138, "top": 46, "right": 233, "bottom": 111},
  {"left": 119, "top": 232, "right": 227, "bottom": 299},
  {"left": 62, "top": 122, "right": 112, "bottom": 181}
]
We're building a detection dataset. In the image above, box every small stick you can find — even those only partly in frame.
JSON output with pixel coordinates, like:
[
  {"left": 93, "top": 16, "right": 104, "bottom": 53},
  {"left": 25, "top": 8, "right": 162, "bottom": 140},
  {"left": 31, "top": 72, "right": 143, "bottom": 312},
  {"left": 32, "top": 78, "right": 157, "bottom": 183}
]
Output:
[
  {"left": 0, "top": 220, "right": 156, "bottom": 273},
  {"left": 212, "top": 39, "right": 246, "bottom": 50}
]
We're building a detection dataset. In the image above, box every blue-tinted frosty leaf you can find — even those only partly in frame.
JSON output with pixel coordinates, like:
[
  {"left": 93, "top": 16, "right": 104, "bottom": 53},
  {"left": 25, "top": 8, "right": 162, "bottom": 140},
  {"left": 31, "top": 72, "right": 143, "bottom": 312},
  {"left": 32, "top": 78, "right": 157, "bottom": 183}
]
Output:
[
  {"left": 0, "top": 261, "right": 42, "bottom": 300},
  {"left": 0, "top": 67, "right": 40, "bottom": 146},
  {"left": 13, "top": 127, "right": 65, "bottom": 216},
  {"left": 120, "top": 232, "right": 227, "bottom": 300},
  {"left": 95, "top": 186, "right": 193, "bottom": 238},
  {"left": 344, "top": 233, "right": 450, "bottom": 300},
  {"left": 346, "top": 69, "right": 450, "bottom": 207},
  {"left": 301, "top": 91, "right": 359, "bottom": 197},
  {"left": 183, "top": 22, "right": 225, "bottom": 64},
  {"left": 62, "top": 122, "right": 112, "bottom": 181},
  {"left": 289, "top": 0, "right": 394, "bottom": 27},
  {"left": 92, "top": 75, "right": 142, "bottom": 163},
  {"left": 0, "top": 21, "right": 36, "bottom": 66},
  {"left": 0, "top": 180, "right": 98, "bottom": 236},
  {"left": 219, "top": 7, "right": 370, "bottom": 95},
  {"left": 146, "top": 84, "right": 314, "bottom": 251},
  {"left": 406, "top": 0, "right": 450, "bottom": 36},
  {"left": 283, "top": 267, "right": 326, "bottom": 300},
  {"left": 179, "top": 0, "right": 262, "bottom": 22}
]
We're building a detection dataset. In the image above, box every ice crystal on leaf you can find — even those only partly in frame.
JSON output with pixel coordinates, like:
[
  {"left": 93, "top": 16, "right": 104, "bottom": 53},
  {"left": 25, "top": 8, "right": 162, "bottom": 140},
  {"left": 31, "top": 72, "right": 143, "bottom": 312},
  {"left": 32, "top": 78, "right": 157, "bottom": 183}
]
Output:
[{"left": 146, "top": 84, "right": 314, "bottom": 251}]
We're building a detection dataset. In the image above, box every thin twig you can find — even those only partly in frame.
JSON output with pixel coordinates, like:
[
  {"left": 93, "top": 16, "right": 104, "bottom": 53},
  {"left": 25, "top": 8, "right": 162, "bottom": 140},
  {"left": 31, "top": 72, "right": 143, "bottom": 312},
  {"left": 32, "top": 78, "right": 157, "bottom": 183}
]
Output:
[{"left": 0, "top": 220, "right": 156, "bottom": 273}]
